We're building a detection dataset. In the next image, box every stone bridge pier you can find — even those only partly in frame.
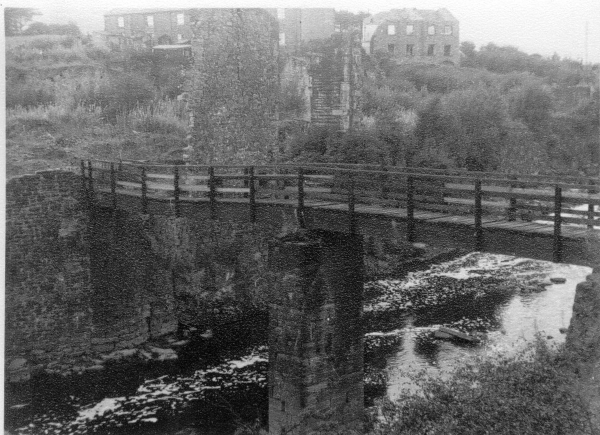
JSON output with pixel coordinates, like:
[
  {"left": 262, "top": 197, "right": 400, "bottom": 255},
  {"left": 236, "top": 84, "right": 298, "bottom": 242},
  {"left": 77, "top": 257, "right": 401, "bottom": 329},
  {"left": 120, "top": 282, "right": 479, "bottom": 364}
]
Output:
[{"left": 268, "top": 230, "right": 364, "bottom": 435}]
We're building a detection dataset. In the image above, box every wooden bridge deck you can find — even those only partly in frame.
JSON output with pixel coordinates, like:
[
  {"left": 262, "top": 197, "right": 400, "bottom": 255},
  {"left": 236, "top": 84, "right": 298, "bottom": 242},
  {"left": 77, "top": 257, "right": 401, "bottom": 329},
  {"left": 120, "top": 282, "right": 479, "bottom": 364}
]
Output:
[
  {"left": 84, "top": 160, "right": 600, "bottom": 267},
  {"left": 97, "top": 187, "right": 594, "bottom": 239}
]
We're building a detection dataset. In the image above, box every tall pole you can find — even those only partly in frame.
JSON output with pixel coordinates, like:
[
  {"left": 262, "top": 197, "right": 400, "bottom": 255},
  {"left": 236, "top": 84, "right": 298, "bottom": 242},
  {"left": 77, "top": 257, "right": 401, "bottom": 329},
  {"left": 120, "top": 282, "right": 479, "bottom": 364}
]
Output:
[{"left": 585, "top": 21, "right": 589, "bottom": 65}]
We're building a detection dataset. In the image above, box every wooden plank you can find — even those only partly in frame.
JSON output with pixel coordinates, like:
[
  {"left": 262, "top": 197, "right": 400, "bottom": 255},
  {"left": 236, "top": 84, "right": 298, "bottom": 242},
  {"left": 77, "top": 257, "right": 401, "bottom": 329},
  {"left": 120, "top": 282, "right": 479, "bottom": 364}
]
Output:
[
  {"left": 254, "top": 174, "right": 297, "bottom": 180},
  {"left": 179, "top": 185, "right": 210, "bottom": 193},
  {"left": 445, "top": 197, "right": 509, "bottom": 208},
  {"left": 183, "top": 175, "right": 210, "bottom": 181},
  {"left": 561, "top": 190, "right": 600, "bottom": 203},
  {"left": 413, "top": 211, "right": 449, "bottom": 220},
  {"left": 416, "top": 202, "right": 473, "bottom": 215},
  {"left": 305, "top": 174, "right": 334, "bottom": 180},
  {"left": 215, "top": 175, "right": 248, "bottom": 180},
  {"left": 216, "top": 187, "right": 250, "bottom": 194},
  {"left": 558, "top": 208, "right": 600, "bottom": 217},
  {"left": 483, "top": 220, "right": 542, "bottom": 230},
  {"left": 305, "top": 193, "right": 347, "bottom": 202},
  {"left": 255, "top": 189, "right": 295, "bottom": 197},
  {"left": 146, "top": 181, "right": 176, "bottom": 191},
  {"left": 147, "top": 173, "right": 210, "bottom": 181},
  {"left": 446, "top": 183, "right": 600, "bottom": 205},
  {"left": 117, "top": 181, "right": 141, "bottom": 189},
  {"left": 354, "top": 196, "right": 401, "bottom": 208},
  {"left": 147, "top": 173, "right": 174, "bottom": 180}
]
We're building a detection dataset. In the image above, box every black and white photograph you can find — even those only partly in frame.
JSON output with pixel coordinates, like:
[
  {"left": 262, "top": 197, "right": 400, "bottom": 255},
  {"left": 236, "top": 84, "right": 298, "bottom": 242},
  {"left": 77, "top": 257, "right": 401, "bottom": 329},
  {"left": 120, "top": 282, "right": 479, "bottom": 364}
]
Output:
[{"left": 3, "top": 0, "right": 600, "bottom": 433}]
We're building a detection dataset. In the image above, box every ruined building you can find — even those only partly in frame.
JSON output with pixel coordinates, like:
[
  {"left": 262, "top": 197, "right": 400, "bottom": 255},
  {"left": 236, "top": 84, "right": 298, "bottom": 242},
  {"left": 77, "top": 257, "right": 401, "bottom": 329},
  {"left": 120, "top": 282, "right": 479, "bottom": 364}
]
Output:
[
  {"left": 182, "top": 8, "right": 362, "bottom": 163},
  {"left": 362, "top": 8, "right": 460, "bottom": 66},
  {"left": 279, "top": 32, "right": 363, "bottom": 132},
  {"left": 273, "top": 8, "right": 363, "bottom": 132},
  {"left": 103, "top": 8, "right": 194, "bottom": 49},
  {"left": 266, "top": 8, "right": 336, "bottom": 53}
]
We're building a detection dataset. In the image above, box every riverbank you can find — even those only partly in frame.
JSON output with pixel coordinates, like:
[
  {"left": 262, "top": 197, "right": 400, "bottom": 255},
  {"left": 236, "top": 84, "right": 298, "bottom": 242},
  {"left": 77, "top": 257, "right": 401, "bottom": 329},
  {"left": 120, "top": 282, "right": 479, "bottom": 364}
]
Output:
[
  {"left": 369, "top": 338, "right": 597, "bottom": 435},
  {"left": 369, "top": 251, "right": 600, "bottom": 435}
]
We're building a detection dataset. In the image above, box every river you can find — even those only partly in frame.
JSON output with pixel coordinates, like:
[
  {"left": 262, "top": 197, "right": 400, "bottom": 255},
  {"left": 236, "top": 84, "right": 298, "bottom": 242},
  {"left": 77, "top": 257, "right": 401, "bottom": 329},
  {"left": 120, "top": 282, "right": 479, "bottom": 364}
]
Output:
[{"left": 5, "top": 253, "right": 591, "bottom": 435}]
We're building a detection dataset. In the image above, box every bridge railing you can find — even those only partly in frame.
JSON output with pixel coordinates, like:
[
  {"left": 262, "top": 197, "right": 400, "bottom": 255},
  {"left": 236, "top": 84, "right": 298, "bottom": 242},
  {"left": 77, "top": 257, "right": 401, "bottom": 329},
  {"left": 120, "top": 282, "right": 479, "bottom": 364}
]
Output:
[{"left": 84, "top": 160, "right": 600, "bottom": 254}]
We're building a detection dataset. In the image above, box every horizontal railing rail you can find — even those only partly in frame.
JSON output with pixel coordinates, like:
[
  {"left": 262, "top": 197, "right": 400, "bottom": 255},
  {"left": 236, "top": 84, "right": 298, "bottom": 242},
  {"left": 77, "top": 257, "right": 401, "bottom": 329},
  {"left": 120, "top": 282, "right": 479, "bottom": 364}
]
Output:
[{"left": 82, "top": 160, "right": 600, "bottom": 262}]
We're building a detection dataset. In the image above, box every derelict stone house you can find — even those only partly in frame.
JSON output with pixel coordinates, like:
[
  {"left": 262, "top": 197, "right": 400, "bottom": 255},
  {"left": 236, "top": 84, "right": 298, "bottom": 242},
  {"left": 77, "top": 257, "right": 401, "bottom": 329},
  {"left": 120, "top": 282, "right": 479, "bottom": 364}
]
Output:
[
  {"left": 266, "top": 8, "right": 336, "bottom": 53},
  {"left": 362, "top": 8, "right": 460, "bottom": 66},
  {"left": 103, "top": 8, "right": 194, "bottom": 49}
]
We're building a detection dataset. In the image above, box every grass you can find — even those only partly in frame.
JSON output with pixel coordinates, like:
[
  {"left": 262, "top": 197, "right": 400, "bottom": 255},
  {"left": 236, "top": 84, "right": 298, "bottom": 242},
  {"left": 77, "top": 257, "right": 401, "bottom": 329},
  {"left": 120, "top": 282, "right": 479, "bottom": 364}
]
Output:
[
  {"left": 368, "top": 337, "right": 597, "bottom": 435},
  {"left": 5, "top": 33, "right": 190, "bottom": 178},
  {"left": 6, "top": 99, "right": 188, "bottom": 178}
]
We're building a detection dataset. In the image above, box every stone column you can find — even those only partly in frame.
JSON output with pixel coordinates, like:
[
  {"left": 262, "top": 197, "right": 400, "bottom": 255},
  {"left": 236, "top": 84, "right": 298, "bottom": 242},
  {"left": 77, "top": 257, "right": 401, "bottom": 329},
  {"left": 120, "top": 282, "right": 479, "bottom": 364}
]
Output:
[{"left": 268, "top": 230, "right": 364, "bottom": 435}]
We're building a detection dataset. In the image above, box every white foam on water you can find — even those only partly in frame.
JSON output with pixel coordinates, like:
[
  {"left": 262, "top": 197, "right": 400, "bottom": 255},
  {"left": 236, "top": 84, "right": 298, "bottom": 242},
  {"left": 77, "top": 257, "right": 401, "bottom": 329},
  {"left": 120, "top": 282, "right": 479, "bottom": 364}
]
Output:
[{"left": 75, "top": 397, "right": 124, "bottom": 422}]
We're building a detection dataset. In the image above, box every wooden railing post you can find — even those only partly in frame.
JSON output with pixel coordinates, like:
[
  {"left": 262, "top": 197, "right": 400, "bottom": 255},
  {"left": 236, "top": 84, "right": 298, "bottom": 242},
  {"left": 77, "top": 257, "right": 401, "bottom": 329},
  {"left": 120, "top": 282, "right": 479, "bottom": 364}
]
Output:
[
  {"left": 80, "top": 160, "right": 87, "bottom": 201},
  {"left": 87, "top": 160, "right": 94, "bottom": 202},
  {"left": 297, "top": 167, "right": 306, "bottom": 228},
  {"left": 380, "top": 165, "right": 388, "bottom": 200},
  {"left": 174, "top": 166, "right": 180, "bottom": 218},
  {"left": 588, "top": 179, "right": 595, "bottom": 229},
  {"left": 474, "top": 179, "right": 483, "bottom": 251},
  {"left": 243, "top": 167, "right": 249, "bottom": 199},
  {"left": 209, "top": 166, "right": 216, "bottom": 220},
  {"left": 406, "top": 175, "right": 415, "bottom": 242},
  {"left": 249, "top": 166, "right": 256, "bottom": 223},
  {"left": 110, "top": 162, "right": 117, "bottom": 210},
  {"left": 348, "top": 173, "right": 356, "bottom": 234},
  {"left": 141, "top": 166, "right": 148, "bottom": 214},
  {"left": 508, "top": 176, "right": 517, "bottom": 222},
  {"left": 553, "top": 185, "right": 562, "bottom": 263}
]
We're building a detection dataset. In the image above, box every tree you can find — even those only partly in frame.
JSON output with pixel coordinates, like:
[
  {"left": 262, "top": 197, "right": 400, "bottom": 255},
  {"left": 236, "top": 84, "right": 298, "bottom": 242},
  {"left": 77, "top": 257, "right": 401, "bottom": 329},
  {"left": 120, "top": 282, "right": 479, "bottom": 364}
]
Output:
[
  {"left": 460, "top": 41, "right": 477, "bottom": 68},
  {"left": 510, "top": 83, "right": 554, "bottom": 132},
  {"left": 5, "top": 7, "right": 40, "bottom": 36}
]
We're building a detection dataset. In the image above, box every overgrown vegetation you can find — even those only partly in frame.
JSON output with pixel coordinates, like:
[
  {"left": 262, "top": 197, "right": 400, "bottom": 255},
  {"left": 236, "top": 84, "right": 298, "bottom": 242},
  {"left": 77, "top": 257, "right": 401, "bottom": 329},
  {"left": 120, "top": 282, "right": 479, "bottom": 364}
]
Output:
[
  {"left": 6, "top": 8, "right": 599, "bottom": 178},
  {"left": 5, "top": 31, "right": 189, "bottom": 177},
  {"left": 285, "top": 38, "right": 599, "bottom": 175},
  {"left": 369, "top": 338, "right": 597, "bottom": 435}
]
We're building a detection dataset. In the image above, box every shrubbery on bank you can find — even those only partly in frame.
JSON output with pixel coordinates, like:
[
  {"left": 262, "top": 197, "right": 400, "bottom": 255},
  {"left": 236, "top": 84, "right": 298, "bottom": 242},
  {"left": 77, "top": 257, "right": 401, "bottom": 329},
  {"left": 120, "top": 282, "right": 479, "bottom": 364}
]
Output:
[{"left": 368, "top": 338, "right": 596, "bottom": 435}]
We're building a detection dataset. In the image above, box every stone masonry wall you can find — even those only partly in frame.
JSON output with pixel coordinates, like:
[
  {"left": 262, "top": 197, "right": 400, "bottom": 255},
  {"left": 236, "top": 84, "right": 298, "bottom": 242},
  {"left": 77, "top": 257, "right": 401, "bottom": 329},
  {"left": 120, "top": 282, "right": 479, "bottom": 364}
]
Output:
[
  {"left": 6, "top": 171, "right": 92, "bottom": 380},
  {"left": 566, "top": 261, "right": 600, "bottom": 429},
  {"left": 89, "top": 204, "right": 301, "bottom": 342},
  {"left": 268, "top": 231, "right": 364, "bottom": 435},
  {"left": 6, "top": 170, "right": 424, "bottom": 382}
]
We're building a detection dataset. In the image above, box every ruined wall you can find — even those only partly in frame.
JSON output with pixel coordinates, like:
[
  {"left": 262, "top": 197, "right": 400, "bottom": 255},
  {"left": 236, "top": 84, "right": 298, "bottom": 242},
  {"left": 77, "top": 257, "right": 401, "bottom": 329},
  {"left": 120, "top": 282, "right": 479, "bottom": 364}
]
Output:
[
  {"left": 566, "top": 265, "right": 600, "bottom": 362},
  {"left": 566, "top": 262, "right": 600, "bottom": 428},
  {"left": 279, "top": 32, "right": 363, "bottom": 132},
  {"left": 186, "top": 8, "right": 280, "bottom": 164},
  {"left": 6, "top": 171, "right": 92, "bottom": 380},
  {"left": 307, "top": 34, "right": 362, "bottom": 131}
]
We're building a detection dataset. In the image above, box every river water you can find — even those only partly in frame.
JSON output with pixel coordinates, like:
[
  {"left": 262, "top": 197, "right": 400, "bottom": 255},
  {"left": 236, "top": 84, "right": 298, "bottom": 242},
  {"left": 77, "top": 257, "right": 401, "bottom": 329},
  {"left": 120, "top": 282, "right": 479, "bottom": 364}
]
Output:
[{"left": 5, "top": 253, "right": 591, "bottom": 435}]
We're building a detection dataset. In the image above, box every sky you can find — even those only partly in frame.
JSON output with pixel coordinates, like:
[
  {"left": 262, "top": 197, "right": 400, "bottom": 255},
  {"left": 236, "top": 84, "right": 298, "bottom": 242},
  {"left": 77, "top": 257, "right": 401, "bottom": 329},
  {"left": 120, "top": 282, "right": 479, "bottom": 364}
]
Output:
[{"left": 2, "top": 0, "right": 600, "bottom": 63}]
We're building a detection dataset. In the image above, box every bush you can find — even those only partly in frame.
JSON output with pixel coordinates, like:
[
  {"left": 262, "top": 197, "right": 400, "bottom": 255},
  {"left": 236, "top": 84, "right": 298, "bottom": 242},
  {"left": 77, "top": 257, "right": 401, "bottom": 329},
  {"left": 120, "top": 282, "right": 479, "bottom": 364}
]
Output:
[
  {"left": 6, "top": 76, "right": 55, "bottom": 108},
  {"left": 510, "top": 83, "right": 554, "bottom": 132},
  {"left": 128, "top": 100, "right": 187, "bottom": 135},
  {"left": 96, "top": 73, "right": 156, "bottom": 123},
  {"left": 371, "top": 339, "right": 595, "bottom": 435}
]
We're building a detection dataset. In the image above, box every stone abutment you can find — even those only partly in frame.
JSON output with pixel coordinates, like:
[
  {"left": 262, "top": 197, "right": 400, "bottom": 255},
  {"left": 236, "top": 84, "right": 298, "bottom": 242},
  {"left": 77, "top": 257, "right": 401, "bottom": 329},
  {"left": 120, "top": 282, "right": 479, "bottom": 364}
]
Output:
[{"left": 268, "top": 231, "right": 364, "bottom": 435}]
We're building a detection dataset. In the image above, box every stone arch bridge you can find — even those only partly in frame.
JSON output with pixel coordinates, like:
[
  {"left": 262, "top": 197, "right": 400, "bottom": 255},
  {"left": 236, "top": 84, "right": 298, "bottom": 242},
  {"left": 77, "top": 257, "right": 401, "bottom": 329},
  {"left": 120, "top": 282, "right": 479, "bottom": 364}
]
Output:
[{"left": 84, "top": 160, "right": 599, "bottom": 433}]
